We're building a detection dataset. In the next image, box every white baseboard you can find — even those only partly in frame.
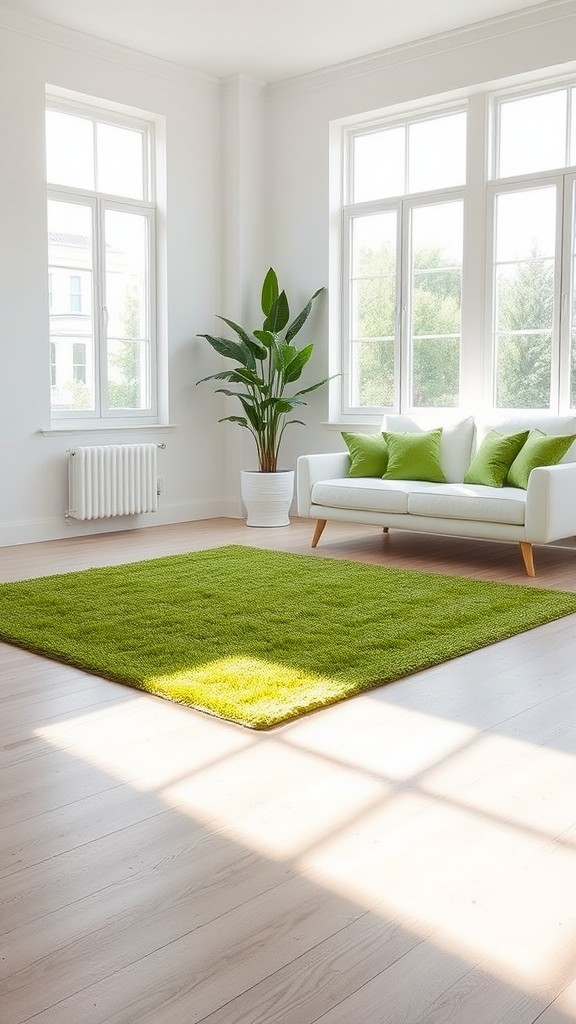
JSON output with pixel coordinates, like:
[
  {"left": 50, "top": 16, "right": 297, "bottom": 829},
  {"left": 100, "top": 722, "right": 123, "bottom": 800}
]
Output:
[
  {"left": 0, "top": 499, "right": 229, "bottom": 548},
  {"left": 221, "top": 499, "right": 244, "bottom": 519}
]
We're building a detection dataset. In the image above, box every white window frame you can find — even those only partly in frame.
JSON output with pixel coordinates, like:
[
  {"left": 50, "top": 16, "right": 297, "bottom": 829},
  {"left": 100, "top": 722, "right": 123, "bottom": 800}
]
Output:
[
  {"left": 334, "top": 72, "right": 576, "bottom": 424},
  {"left": 46, "top": 95, "right": 158, "bottom": 425},
  {"left": 486, "top": 76, "right": 576, "bottom": 414},
  {"left": 484, "top": 175, "right": 565, "bottom": 412},
  {"left": 340, "top": 103, "right": 468, "bottom": 419}
]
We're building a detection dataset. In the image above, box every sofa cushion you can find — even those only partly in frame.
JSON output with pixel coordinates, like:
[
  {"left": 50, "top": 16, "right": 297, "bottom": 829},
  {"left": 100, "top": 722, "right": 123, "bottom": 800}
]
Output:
[
  {"left": 311, "top": 478, "right": 411, "bottom": 514},
  {"left": 476, "top": 414, "right": 576, "bottom": 463},
  {"left": 507, "top": 429, "right": 576, "bottom": 489},
  {"left": 341, "top": 431, "right": 388, "bottom": 477},
  {"left": 382, "top": 429, "right": 446, "bottom": 483},
  {"left": 464, "top": 429, "right": 529, "bottom": 487},
  {"left": 382, "top": 414, "right": 474, "bottom": 482},
  {"left": 407, "top": 482, "right": 526, "bottom": 526}
]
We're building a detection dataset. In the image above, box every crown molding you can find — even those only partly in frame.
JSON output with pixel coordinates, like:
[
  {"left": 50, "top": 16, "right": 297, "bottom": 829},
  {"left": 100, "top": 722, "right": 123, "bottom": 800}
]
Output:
[
  {"left": 0, "top": 4, "right": 219, "bottom": 94},
  {"left": 267, "top": 0, "right": 576, "bottom": 96}
]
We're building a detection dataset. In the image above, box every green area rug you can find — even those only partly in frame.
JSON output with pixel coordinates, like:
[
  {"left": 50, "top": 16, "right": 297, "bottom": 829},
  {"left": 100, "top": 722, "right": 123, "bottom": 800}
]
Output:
[{"left": 1, "top": 545, "right": 575, "bottom": 729}]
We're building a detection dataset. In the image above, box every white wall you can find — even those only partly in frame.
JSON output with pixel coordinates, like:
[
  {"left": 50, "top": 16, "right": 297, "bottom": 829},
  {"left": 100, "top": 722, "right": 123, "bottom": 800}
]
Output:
[
  {"left": 0, "top": 11, "right": 225, "bottom": 545},
  {"left": 263, "top": 1, "right": 576, "bottom": 471}
]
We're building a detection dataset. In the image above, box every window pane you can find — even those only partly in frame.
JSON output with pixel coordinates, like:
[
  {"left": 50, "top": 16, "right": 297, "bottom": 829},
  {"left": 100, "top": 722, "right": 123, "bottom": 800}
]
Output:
[
  {"left": 49, "top": 338, "right": 93, "bottom": 411},
  {"left": 496, "top": 261, "right": 554, "bottom": 333},
  {"left": 104, "top": 211, "right": 148, "bottom": 339},
  {"left": 104, "top": 210, "right": 150, "bottom": 410},
  {"left": 352, "top": 127, "right": 405, "bottom": 203},
  {"left": 412, "top": 338, "right": 459, "bottom": 407},
  {"left": 408, "top": 112, "right": 466, "bottom": 194},
  {"left": 47, "top": 200, "right": 95, "bottom": 412},
  {"left": 409, "top": 202, "right": 462, "bottom": 407},
  {"left": 350, "top": 340, "right": 394, "bottom": 407},
  {"left": 493, "top": 187, "right": 556, "bottom": 409},
  {"left": 498, "top": 91, "right": 567, "bottom": 178},
  {"left": 351, "top": 212, "right": 396, "bottom": 341},
  {"left": 496, "top": 333, "right": 551, "bottom": 408},
  {"left": 495, "top": 188, "right": 556, "bottom": 262},
  {"left": 46, "top": 110, "right": 94, "bottom": 190},
  {"left": 97, "top": 123, "right": 144, "bottom": 200},
  {"left": 352, "top": 279, "right": 395, "bottom": 339},
  {"left": 107, "top": 339, "right": 149, "bottom": 410}
]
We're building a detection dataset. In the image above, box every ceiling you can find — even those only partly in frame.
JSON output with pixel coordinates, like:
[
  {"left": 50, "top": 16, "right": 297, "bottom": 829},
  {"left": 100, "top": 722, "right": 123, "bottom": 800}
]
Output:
[{"left": 0, "top": 0, "right": 552, "bottom": 82}]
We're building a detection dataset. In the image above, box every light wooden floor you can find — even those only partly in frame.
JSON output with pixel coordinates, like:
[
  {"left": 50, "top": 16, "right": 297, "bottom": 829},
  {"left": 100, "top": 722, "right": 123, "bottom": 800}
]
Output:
[{"left": 2, "top": 518, "right": 576, "bottom": 1024}]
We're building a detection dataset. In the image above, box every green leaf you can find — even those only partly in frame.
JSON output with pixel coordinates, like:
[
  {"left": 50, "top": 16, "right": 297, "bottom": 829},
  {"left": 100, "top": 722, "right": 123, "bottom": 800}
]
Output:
[
  {"left": 214, "top": 388, "right": 248, "bottom": 398},
  {"left": 261, "top": 268, "right": 279, "bottom": 316},
  {"left": 231, "top": 367, "right": 266, "bottom": 388},
  {"left": 292, "top": 375, "right": 335, "bottom": 397},
  {"left": 237, "top": 395, "right": 263, "bottom": 431},
  {"left": 197, "top": 333, "right": 255, "bottom": 370},
  {"left": 216, "top": 316, "right": 267, "bottom": 359},
  {"left": 285, "top": 288, "right": 324, "bottom": 343},
  {"left": 279, "top": 345, "right": 299, "bottom": 370},
  {"left": 263, "top": 291, "right": 290, "bottom": 334},
  {"left": 283, "top": 343, "right": 314, "bottom": 383},
  {"left": 196, "top": 369, "right": 239, "bottom": 385},
  {"left": 219, "top": 415, "right": 249, "bottom": 427},
  {"left": 275, "top": 399, "right": 306, "bottom": 413},
  {"left": 253, "top": 329, "right": 275, "bottom": 348}
]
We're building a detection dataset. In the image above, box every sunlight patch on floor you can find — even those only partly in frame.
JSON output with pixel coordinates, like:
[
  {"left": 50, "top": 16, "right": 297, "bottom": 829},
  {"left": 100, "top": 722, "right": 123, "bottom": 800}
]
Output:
[
  {"left": 34, "top": 694, "right": 254, "bottom": 790},
  {"left": 34, "top": 690, "right": 576, "bottom": 998}
]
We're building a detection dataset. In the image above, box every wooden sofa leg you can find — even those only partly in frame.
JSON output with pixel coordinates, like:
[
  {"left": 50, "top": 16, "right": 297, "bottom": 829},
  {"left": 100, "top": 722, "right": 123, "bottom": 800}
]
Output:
[
  {"left": 519, "top": 542, "right": 536, "bottom": 578},
  {"left": 311, "top": 519, "right": 327, "bottom": 548},
  {"left": 382, "top": 527, "right": 389, "bottom": 533}
]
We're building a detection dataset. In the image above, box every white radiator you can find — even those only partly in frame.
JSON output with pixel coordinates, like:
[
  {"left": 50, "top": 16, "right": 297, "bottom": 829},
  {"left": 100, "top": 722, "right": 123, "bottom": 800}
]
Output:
[{"left": 67, "top": 444, "right": 159, "bottom": 521}]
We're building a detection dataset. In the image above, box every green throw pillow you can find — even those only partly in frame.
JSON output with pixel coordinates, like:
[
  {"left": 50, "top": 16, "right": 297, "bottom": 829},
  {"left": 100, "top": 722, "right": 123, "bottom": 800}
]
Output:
[
  {"left": 464, "top": 429, "right": 529, "bottom": 487},
  {"left": 506, "top": 429, "right": 576, "bottom": 489},
  {"left": 341, "top": 432, "right": 388, "bottom": 477},
  {"left": 382, "top": 429, "right": 446, "bottom": 483}
]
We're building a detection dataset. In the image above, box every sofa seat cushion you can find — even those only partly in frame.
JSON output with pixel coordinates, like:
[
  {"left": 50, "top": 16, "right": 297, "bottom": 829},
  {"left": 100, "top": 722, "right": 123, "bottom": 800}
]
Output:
[
  {"left": 311, "top": 478, "right": 412, "bottom": 514},
  {"left": 406, "top": 482, "right": 526, "bottom": 526}
]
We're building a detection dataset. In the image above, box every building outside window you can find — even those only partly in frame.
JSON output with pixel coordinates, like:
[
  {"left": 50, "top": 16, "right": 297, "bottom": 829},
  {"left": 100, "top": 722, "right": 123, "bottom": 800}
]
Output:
[
  {"left": 45, "top": 93, "right": 156, "bottom": 421},
  {"left": 69, "top": 274, "right": 82, "bottom": 314}
]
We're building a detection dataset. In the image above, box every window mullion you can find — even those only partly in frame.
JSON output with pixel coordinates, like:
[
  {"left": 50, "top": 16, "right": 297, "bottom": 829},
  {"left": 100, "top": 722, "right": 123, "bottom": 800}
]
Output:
[
  {"left": 399, "top": 200, "right": 410, "bottom": 412},
  {"left": 550, "top": 177, "right": 566, "bottom": 413},
  {"left": 559, "top": 174, "right": 576, "bottom": 411},
  {"left": 94, "top": 198, "right": 107, "bottom": 417}
]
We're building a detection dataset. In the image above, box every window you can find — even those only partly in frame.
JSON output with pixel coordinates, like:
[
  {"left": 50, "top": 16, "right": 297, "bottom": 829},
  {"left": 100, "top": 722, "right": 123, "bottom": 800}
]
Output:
[
  {"left": 337, "top": 76, "right": 576, "bottom": 419},
  {"left": 342, "top": 109, "right": 466, "bottom": 414},
  {"left": 489, "top": 84, "right": 576, "bottom": 411},
  {"left": 69, "top": 275, "right": 82, "bottom": 313},
  {"left": 45, "top": 95, "right": 156, "bottom": 420},
  {"left": 72, "top": 342, "right": 87, "bottom": 385}
]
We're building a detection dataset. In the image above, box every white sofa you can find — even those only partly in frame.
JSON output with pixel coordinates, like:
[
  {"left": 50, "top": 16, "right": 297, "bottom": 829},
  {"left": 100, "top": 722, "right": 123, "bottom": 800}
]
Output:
[{"left": 297, "top": 413, "right": 576, "bottom": 576}]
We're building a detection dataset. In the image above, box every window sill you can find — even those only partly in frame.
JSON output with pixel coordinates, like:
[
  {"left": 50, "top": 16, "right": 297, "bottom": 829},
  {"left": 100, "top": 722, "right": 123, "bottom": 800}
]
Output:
[
  {"left": 40, "top": 423, "right": 177, "bottom": 437},
  {"left": 321, "top": 419, "right": 382, "bottom": 431}
]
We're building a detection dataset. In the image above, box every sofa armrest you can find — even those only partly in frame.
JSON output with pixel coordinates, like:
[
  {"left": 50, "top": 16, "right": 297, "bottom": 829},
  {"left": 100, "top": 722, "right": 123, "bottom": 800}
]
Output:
[
  {"left": 297, "top": 452, "right": 350, "bottom": 516},
  {"left": 525, "top": 462, "right": 576, "bottom": 542}
]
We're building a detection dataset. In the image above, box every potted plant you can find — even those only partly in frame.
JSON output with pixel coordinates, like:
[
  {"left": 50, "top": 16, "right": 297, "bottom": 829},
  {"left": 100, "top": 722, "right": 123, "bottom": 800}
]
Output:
[{"left": 197, "top": 267, "right": 328, "bottom": 527}]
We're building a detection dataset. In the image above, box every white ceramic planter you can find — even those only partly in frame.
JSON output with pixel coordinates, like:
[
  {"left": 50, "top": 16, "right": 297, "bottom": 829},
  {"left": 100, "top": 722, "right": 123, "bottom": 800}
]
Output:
[{"left": 240, "top": 469, "right": 295, "bottom": 527}]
